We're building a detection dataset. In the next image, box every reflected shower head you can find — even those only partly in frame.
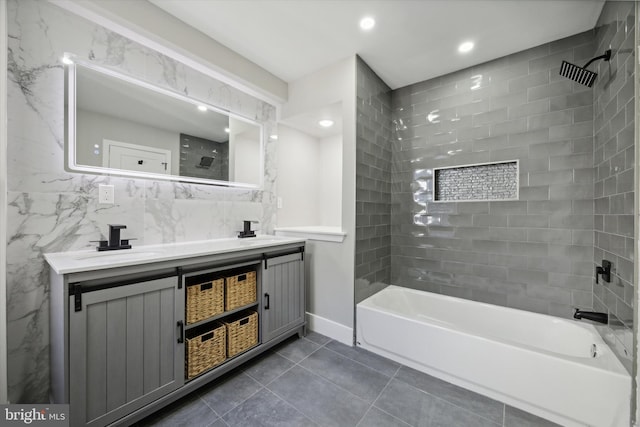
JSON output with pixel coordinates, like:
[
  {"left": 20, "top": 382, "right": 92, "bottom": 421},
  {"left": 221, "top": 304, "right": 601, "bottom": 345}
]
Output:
[{"left": 559, "top": 49, "right": 611, "bottom": 87}]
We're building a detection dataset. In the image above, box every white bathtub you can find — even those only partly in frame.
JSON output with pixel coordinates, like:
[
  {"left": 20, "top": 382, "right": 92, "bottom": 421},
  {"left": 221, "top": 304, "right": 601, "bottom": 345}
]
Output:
[{"left": 356, "top": 285, "right": 631, "bottom": 427}]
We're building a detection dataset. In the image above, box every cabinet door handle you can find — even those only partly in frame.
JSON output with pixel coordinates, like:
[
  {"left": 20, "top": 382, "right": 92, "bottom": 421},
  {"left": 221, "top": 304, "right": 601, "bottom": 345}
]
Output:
[
  {"left": 264, "top": 293, "right": 270, "bottom": 310},
  {"left": 177, "top": 320, "right": 184, "bottom": 343}
]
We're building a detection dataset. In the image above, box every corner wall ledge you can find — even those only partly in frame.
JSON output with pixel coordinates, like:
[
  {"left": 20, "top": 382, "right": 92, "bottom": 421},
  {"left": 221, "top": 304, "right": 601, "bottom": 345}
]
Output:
[{"left": 274, "top": 226, "right": 346, "bottom": 243}]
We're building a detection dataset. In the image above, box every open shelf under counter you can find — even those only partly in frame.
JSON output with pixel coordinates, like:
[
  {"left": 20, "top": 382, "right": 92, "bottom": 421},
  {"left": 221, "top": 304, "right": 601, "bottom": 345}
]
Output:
[{"left": 185, "top": 301, "right": 259, "bottom": 330}]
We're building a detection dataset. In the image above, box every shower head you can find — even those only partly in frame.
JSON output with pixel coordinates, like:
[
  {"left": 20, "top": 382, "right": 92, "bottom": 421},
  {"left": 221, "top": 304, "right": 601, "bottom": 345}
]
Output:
[{"left": 559, "top": 49, "right": 611, "bottom": 87}]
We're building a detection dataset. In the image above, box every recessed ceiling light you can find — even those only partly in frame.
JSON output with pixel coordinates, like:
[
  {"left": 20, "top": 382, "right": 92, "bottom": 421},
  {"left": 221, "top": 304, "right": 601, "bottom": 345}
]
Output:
[
  {"left": 360, "top": 16, "right": 375, "bottom": 31},
  {"left": 318, "top": 119, "right": 334, "bottom": 128},
  {"left": 61, "top": 56, "right": 74, "bottom": 65},
  {"left": 197, "top": 105, "right": 208, "bottom": 112},
  {"left": 458, "top": 41, "right": 474, "bottom": 53},
  {"left": 224, "top": 127, "right": 230, "bottom": 133},
  {"left": 270, "top": 134, "right": 278, "bottom": 140}
]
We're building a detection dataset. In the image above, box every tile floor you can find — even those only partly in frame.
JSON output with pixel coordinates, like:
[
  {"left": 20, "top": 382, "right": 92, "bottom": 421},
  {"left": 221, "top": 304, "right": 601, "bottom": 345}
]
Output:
[{"left": 136, "top": 332, "right": 560, "bottom": 427}]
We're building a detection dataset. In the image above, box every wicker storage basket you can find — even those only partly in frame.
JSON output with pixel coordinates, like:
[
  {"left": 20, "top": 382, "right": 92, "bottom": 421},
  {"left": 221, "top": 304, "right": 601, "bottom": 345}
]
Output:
[
  {"left": 224, "top": 311, "right": 258, "bottom": 358},
  {"left": 185, "top": 322, "right": 226, "bottom": 380},
  {"left": 186, "top": 278, "right": 224, "bottom": 324},
  {"left": 225, "top": 271, "right": 257, "bottom": 311}
]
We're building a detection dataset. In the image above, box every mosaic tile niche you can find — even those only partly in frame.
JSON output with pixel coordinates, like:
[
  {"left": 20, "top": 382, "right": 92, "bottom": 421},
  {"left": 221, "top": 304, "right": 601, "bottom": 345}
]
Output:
[{"left": 434, "top": 161, "right": 518, "bottom": 202}]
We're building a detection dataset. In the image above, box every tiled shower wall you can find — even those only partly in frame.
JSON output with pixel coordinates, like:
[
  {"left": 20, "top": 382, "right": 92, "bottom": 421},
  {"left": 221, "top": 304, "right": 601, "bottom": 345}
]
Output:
[
  {"left": 390, "top": 31, "right": 597, "bottom": 318},
  {"left": 355, "top": 57, "right": 392, "bottom": 304},
  {"left": 592, "top": 1, "right": 635, "bottom": 370}
]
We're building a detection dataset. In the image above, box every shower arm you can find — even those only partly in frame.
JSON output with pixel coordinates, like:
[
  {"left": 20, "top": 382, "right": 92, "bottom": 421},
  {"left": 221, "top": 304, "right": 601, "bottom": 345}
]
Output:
[{"left": 582, "top": 49, "right": 611, "bottom": 69}]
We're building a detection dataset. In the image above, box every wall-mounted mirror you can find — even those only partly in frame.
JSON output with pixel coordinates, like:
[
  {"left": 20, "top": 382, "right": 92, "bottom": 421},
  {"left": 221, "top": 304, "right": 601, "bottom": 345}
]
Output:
[{"left": 65, "top": 59, "right": 263, "bottom": 188}]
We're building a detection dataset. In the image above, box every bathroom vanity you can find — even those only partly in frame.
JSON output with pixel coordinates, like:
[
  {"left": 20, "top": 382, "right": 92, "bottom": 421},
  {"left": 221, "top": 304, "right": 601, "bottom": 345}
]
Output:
[{"left": 45, "top": 236, "right": 306, "bottom": 427}]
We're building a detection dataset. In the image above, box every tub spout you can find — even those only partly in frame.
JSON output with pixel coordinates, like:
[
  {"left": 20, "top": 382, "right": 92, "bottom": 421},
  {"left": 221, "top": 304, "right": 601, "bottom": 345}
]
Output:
[{"left": 573, "top": 309, "right": 608, "bottom": 324}]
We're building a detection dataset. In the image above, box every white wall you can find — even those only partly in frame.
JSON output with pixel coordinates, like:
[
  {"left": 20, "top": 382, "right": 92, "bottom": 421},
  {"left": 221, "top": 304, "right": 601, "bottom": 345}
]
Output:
[
  {"left": 276, "top": 125, "right": 320, "bottom": 226},
  {"left": 318, "top": 134, "right": 342, "bottom": 226},
  {"left": 0, "top": 0, "right": 8, "bottom": 404},
  {"left": 281, "top": 56, "right": 356, "bottom": 334}
]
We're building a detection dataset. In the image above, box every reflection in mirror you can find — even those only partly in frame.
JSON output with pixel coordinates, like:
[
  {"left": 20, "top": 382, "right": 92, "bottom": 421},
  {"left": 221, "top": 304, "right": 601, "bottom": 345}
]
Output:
[{"left": 66, "top": 60, "right": 263, "bottom": 188}]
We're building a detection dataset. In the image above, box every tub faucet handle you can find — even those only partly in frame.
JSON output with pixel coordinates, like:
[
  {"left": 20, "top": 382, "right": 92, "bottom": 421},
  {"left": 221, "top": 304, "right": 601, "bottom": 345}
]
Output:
[{"left": 595, "top": 259, "right": 611, "bottom": 284}]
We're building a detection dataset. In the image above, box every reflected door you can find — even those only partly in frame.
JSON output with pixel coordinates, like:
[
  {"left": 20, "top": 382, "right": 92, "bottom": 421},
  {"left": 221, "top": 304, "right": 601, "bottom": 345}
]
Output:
[{"left": 104, "top": 139, "right": 171, "bottom": 174}]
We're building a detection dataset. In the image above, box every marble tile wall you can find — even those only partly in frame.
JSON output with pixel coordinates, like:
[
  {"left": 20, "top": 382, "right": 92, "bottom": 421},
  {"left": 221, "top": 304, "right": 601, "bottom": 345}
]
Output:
[
  {"left": 592, "top": 1, "right": 635, "bottom": 372},
  {"left": 354, "top": 57, "right": 392, "bottom": 304},
  {"left": 6, "top": 0, "right": 277, "bottom": 402},
  {"left": 390, "top": 31, "right": 596, "bottom": 319}
]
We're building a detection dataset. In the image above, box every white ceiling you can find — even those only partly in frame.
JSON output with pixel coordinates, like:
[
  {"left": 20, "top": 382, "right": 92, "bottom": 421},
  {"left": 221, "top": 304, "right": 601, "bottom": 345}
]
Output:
[{"left": 150, "top": 0, "right": 605, "bottom": 90}]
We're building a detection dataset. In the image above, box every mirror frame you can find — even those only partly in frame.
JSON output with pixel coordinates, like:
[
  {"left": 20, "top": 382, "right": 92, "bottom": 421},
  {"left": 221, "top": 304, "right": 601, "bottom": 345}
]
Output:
[{"left": 64, "top": 57, "right": 264, "bottom": 189}]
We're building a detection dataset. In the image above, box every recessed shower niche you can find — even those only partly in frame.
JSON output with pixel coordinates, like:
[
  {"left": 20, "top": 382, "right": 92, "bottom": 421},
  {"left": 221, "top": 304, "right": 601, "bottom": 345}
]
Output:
[{"left": 434, "top": 160, "right": 519, "bottom": 202}]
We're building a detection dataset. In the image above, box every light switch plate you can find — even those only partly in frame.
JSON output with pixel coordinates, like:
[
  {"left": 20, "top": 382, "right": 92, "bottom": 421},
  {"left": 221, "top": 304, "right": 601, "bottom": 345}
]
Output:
[
  {"left": 277, "top": 197, "right": 283, "bottom": 209},
  {"left": 99, "top": 184, "right": 114, "bottom": 204}
]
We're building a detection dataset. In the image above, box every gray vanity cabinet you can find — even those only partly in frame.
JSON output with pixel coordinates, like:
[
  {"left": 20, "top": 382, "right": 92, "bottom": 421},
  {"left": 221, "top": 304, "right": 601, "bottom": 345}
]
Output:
[
  {"left": 48, "top": 240, "right": 306, "bottom": 427},
  {"left": 262, "top": 250, "right": 305, "bottom": 342},
  {"left": 68, "top": 276, "right": 183, "bottom": 427}
]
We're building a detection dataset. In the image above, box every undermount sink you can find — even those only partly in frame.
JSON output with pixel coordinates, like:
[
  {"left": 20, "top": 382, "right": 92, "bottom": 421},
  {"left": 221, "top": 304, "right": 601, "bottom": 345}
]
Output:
[{"left": 72, "top": 250, "right": 162, "bottom": 261}]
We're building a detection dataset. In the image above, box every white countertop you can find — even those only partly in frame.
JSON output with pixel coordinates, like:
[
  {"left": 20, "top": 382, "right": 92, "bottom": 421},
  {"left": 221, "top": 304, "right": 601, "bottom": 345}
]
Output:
[{"left": 44, "top": 235, "right": 306, "bottom": 275}]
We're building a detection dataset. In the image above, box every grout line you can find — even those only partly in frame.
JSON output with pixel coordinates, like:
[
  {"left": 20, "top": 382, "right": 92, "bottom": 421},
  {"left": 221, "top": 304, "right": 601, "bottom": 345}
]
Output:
[
  {"left": 357, "top": 374, "right": 412, "bottom": 427},
  {"left": 197, "top": 394, "right": 224, "bottom": 420},
  {"left": 388, "top": 375, "right": 503, "bottom": 426},
  {"left": 503, "top": 404, "right": 506, "bottom": 427},
  {"left": 323, "top": 341, "right": 401, "bottom": 378},
  {"left": 295, "top": 363, "right": 372, "bottom": 406},
  {"left": 262, "top": 387, "right": 321, "bottom": 427}
]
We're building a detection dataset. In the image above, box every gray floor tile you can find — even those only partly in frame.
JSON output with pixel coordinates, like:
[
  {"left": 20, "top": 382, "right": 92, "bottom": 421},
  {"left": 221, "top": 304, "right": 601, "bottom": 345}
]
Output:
[
  {"left": 138, "top": 395, "right": 218, "bottom": 427},
  {"left": 222, "top": 388, "right": 317, "bottom": 427},
  {"left": 304, "top": 331, "right": 332, "bottom": 345},
  {"left": 357, "top": 407, "right": 411, "bottom": 427},
  {"left": 325, "top": 340, "right": 400, "bottom": 377},
  {"left": 274, "top": 336, "right": 321, "bottom": 362},
  {"left": 209, "top": 419, "right": 229, "bottom": 427},
  {"left": 267, "top": 365, "right": 370, "bottom": 427},
  {"left": 375, "top": 379, "right": 500, "bottom": 427},
  {"left": 505, "top": 405, "right": 561, "bottom": 427},
  {"left": 395, "top": 366, "right": 504, "bottom": 425},
  {"left": 300, "top": 347, "right": 391, "bottom": 403},
  {"left": 242, "top": 350, "right": 294, "bottom": 385},
  {"left": 198, "top": 371, "right": 262, "bottom": 416}
]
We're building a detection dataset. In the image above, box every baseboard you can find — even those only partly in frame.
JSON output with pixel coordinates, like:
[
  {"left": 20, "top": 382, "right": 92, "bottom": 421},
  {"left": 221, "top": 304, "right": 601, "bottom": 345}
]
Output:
[{"left": 306, "top": 312, "right": 353, "bottom": 345}]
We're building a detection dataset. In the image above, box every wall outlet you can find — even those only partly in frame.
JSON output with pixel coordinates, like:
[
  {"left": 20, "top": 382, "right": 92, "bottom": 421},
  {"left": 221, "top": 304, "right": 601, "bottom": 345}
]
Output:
[{"left": 98, "top": 184, "right": 114, "bottom": 204}]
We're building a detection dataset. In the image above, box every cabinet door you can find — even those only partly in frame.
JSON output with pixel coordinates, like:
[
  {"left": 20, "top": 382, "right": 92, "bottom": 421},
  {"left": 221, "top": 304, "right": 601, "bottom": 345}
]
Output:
[
  {"left": 69, "top": 276, "right": 184, "bottom": 427},
  {"left": 262, "top": 251, "right": 305, "bottom": 343}
]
